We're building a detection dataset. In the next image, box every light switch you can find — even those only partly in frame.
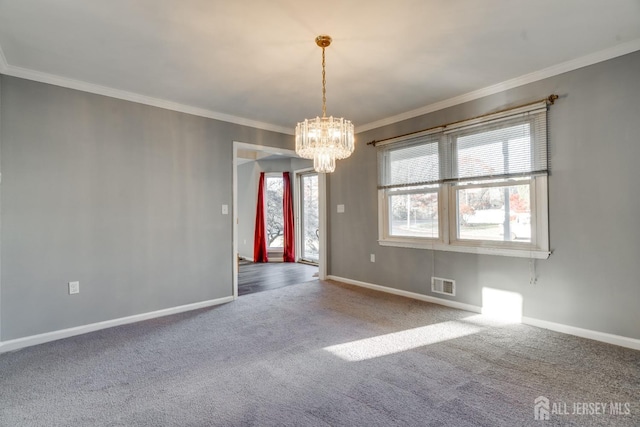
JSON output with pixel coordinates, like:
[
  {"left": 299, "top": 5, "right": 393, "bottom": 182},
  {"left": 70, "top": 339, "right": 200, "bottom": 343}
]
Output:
[
  {"left": 222, "top": 204, "right": 229, "bottom": 215},
  {"left": 69, "top": 281, "right": 80, "bottom": 295},
  {"left": 337, "top": 204, "right": 345, "bottom": 213}
]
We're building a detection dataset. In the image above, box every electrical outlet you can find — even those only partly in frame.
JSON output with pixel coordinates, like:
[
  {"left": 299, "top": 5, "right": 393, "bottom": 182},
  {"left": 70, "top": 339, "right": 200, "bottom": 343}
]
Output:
[
  {"left": 68, "top": 281, "right": 80, "bottom": 295},
  {"left": 370, "top": 254, "right": 375, "bottom": 262}
]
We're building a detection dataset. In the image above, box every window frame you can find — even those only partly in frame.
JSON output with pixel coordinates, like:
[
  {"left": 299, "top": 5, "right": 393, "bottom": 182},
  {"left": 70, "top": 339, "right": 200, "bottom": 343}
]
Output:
[
  {"left": 264, "top": 173, "right": 285, "bottom": 251},
  {"left": 381, "top": 184, "right": 442, "bottom": 244},
  {"left": 377, "top": 104, "right": 551, "bottom": 259},
  {"left": 448, "top": 177, "right": 546, "bottom": 250}
]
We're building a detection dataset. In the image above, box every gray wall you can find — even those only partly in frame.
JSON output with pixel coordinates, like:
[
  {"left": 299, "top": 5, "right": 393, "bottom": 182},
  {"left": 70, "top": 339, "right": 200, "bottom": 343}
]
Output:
[
  {"left": 237, "top": 161, "right": 259, "bottom": 260},
  {"left": 328, "top": 50, "right": 640, "bottom": 340},
  {"left": 0, "top": 76, "right": 292, "bottom": 341},
  {"left": 236, "top": 157, "right": 312, "bottom": 259},
  {"left": 3, "top": 51, "right": 639, "bottom": 343}
]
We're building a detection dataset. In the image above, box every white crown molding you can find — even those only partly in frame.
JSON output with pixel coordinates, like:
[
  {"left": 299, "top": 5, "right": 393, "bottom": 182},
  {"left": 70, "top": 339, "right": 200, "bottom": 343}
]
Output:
[
  {"left": 356, "top": 38, "right": 640, "bottom": 133},
  {"left": 2, "top": 38, "right": 639, "bottom": 137},
  {"left": 0, "top": 60, "right": 293, "bottom": 135}
]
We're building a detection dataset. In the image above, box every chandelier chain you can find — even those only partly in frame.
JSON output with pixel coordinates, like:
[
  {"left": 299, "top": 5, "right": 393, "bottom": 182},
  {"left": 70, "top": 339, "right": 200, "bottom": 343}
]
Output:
[{"left": 321, "top": 47, "right": 326, "bottom": 118}]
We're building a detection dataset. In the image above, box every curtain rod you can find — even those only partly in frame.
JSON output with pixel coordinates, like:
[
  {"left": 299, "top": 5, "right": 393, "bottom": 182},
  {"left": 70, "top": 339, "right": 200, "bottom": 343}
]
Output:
[{"left": 366, "top": 94, "right": 559, "bottom": 147}]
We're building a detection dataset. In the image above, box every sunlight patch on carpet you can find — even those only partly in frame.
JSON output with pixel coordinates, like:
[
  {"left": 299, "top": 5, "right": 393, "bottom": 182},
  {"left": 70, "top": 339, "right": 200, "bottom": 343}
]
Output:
[{"left": 323, "top": 320, "right": 483, "bottom": 361}]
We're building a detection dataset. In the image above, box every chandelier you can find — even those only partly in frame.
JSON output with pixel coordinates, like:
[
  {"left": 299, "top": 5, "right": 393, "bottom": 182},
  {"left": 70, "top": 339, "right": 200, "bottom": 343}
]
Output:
[{"left": 295, "top": 35, "right": 354, "bottom": 173}]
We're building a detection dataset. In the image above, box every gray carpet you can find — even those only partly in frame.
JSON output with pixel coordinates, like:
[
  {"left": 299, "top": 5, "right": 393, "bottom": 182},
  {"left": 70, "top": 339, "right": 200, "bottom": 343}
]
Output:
[{"left": 1, "top": 280, "right": 638, "bottom": 426}]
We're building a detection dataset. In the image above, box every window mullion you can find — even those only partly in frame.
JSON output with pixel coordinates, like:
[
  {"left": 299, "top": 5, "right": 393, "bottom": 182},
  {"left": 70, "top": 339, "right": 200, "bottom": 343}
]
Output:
[
  {"left": 502, "top": 137, "right": 511, "bottom": 241},
  {"left": 441, "top": 184, "right": 450, "bottom": 245}
]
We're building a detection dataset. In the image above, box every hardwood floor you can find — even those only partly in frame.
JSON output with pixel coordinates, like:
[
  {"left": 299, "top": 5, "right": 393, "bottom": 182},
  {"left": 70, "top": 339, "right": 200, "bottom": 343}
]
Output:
[{"left": 238, "top": 261, "right": 319, "bottom": 296}]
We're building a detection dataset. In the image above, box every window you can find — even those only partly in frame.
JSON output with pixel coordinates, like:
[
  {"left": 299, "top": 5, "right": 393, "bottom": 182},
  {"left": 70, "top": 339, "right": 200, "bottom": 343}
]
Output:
[
  {"left": 454, "top": 180, "right": 533, "bottom": 242},
  {"left": 387, "top": 186, "right": 439, "bottom": 239},
  {"left": 377, "top": 101, "right": 550, "bottom": 258},
  {"left": 299, "top": 172, "right": 320, "bottom": 263},
  {"left": 265, "top": 175, "right": 284, "bottom": 250}
]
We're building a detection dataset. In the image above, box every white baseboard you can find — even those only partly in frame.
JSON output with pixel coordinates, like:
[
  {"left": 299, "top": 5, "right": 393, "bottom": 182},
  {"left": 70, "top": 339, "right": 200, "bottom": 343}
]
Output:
[
  {"left": 238, "top": 255, "right": 254, "bottom": 262},
  {"left": 327, "top": 275, "right": 640, "bottom": 351},
  {"left": 0, "top": 296, "right": 234, "bottom": 354},
  {"left": 326, "top": 275, "right": 482, "bottom": 314},
  {"left": 521, "top": 316, "right": 640, "bottom": 351}
]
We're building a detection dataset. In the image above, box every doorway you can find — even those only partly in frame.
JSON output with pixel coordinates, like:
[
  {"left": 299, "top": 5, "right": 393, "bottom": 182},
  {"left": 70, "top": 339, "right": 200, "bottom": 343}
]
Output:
[
  {"left": 265, "top": 173, "right": 285, "bottom": 259},
  {"left": 232, "top": 142, "right": 327, "bottom": 298},
  {"left": 297, "top": 171, "right": 319, "bottom": 265}
]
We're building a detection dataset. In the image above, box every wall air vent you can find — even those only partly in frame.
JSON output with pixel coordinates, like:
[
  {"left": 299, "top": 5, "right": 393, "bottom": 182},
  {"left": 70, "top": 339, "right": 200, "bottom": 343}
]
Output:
[{"left": 431, "top": 277, "right": 455, "bottom": 296}]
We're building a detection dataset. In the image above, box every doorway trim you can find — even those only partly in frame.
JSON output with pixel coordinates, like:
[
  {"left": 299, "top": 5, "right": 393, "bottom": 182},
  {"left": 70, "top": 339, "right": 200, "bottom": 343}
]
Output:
[
  {"left": 293, "top": 168, "right": 321, "bottom": 266},
  {"left": 232, "top": 141, "right": 327, "bottom": 299}
]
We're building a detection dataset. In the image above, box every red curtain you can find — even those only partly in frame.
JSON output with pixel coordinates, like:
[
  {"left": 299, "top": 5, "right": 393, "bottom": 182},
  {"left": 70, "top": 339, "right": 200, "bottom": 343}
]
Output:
[
  {"left": 283, "top": 172, "right": 295, "bottom": 262},
  {"left": 253, "top": 172, "right": 268, "bottom": 263}
]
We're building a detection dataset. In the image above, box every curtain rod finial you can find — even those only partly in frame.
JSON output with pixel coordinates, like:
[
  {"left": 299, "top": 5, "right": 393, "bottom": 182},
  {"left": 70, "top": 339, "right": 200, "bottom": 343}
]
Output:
[{"left": 548, "top": 94, "right": 559, "bottom": 104}]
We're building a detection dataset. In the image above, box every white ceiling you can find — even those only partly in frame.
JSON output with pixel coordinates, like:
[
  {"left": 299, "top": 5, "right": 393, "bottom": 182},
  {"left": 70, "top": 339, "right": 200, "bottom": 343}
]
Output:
[{"left": 1, "top": 1, "right": 639, "bottom": 134}]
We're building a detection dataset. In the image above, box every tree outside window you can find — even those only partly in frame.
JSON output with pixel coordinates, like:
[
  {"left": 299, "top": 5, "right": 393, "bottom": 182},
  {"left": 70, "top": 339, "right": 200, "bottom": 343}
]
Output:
[{"left": 265, "top": 176, "right": 284, "bottom": 248}]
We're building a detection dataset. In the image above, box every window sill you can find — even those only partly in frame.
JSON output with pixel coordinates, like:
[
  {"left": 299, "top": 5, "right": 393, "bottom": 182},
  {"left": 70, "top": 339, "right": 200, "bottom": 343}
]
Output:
[{"left": 378, "top": 238, "right": 550, "bottom": 259}]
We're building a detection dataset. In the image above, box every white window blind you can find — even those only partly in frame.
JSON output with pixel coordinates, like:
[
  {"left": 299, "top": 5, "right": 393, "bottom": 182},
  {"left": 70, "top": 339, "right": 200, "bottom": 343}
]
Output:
[
  {"left": 445, "top": 109, "right": 548, "bottom": 182},
  {"left": 378, "top": 136, "right": 440, "bottom": 189},
  {"left": 378, "top": 104, "right": 548, "bottom": 188}
]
